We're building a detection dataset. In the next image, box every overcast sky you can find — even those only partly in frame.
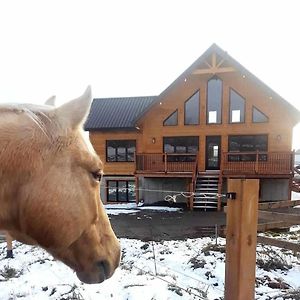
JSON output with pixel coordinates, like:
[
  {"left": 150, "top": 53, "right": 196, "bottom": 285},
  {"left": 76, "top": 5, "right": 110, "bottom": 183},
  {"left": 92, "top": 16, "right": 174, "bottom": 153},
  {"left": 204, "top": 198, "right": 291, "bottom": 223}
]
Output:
[{"left": 0, "top": 0, "right": 299, "bottom": 148}]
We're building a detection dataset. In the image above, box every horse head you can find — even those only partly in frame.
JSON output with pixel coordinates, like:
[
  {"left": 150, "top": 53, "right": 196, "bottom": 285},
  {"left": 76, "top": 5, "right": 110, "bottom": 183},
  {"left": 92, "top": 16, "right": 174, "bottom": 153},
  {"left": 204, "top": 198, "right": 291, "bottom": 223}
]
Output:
[{"left": 0, "top": 87, "right": 120, "bottom": 284}]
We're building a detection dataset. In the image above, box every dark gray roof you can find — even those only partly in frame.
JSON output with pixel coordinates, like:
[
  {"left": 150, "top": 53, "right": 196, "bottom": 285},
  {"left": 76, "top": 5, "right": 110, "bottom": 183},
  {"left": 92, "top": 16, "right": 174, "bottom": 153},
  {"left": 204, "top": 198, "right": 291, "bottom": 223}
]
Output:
[{"left": 84, "top": 96, "right": 157, "bottom": 131}]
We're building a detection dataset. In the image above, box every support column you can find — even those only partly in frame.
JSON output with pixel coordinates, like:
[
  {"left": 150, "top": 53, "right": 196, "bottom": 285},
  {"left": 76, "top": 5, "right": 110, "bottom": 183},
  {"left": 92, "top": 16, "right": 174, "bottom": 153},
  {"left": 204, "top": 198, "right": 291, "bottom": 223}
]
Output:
[
  {"left": 135, "top": 176, "right": 139, "bottom": 205},
  {"left": 225, "top": 179, "right": 259, "bottom": 300}
]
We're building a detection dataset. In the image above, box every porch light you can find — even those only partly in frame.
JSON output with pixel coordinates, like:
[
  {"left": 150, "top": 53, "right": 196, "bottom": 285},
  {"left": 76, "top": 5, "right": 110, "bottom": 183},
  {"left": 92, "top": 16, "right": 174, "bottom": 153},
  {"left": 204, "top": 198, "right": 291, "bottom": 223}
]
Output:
[{"left": 152, "top": 137, "right": 156, "bottom": 144}]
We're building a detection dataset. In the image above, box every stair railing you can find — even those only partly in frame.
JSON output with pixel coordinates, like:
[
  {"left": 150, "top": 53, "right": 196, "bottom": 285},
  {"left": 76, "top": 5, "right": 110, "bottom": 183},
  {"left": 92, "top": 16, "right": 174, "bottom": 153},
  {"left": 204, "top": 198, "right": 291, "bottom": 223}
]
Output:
[{"left": 189, "top": 155, "right": 199, "bottom": 210}]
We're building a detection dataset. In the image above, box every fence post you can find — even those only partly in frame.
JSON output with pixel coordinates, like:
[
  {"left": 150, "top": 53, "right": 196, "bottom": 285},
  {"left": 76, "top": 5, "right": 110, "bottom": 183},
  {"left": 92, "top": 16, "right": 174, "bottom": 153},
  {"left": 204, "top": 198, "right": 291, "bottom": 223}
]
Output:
[{"left": 224, "top": 179, "right": 259, "bottom": 300}]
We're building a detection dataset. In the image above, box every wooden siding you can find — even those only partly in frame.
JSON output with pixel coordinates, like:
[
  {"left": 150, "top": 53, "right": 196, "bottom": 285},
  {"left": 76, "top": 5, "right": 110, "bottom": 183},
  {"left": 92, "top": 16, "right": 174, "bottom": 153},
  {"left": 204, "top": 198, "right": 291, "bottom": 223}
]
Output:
[{"left": 89, "top": 66, "right": 296, "bottom": 176}]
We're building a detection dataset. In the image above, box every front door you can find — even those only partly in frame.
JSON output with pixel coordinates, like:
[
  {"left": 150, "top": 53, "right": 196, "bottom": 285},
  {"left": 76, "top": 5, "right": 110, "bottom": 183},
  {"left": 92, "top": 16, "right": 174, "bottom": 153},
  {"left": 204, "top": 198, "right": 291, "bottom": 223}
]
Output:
[{"left": 206, "top": 136, "right": 221, "bottom": 170}]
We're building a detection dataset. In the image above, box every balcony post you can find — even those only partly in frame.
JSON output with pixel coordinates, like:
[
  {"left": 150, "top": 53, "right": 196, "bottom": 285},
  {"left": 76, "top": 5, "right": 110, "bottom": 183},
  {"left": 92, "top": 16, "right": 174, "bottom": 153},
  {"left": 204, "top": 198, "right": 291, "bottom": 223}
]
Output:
[
  {"left": 255, "top": 151, "right": 259, "bottom": 173},
  {"left": 164, "top": 153, "right": 167, "bottom": 173}
]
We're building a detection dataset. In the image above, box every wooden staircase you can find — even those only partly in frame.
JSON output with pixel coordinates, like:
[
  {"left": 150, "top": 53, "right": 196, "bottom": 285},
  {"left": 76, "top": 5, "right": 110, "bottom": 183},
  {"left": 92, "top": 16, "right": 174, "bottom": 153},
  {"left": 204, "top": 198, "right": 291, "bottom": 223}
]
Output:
[{"left": 193, "top": 174, "right": 219, "bottom": 210}]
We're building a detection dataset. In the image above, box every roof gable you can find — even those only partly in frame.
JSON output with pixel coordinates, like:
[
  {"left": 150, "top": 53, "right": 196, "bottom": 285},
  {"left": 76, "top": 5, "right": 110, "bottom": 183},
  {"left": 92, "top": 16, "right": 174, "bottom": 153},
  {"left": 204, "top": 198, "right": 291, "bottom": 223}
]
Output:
[{"left": 135, "top": 43, "right": 300, "bottom": 124}]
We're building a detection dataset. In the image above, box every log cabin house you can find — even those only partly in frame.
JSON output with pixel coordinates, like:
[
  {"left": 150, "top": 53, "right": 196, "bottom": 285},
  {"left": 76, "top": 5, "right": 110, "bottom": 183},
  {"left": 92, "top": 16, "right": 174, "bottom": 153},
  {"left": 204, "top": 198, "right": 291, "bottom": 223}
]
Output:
[{"left": 85, "top": 44, "right": 300, "bottom": 210}]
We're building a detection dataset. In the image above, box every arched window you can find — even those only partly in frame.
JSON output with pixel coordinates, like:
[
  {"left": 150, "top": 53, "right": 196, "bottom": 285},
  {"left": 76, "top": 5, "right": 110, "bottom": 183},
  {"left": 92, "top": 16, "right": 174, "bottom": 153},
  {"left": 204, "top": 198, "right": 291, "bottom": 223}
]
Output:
[
  {"left": 184, "top": 91, "right": 200, "bottom": 125},
  {"left": 252, "top": 106, "right": 269, "bottom": 123},
  {"left": 207, "top": 77, "right": 222, "bottom": 124},
  {"left": 229, "top": 89, "right": 245, "bottom": 123},
  {"left": 163, "top": 110, "right": 178, "bottom": 126}
]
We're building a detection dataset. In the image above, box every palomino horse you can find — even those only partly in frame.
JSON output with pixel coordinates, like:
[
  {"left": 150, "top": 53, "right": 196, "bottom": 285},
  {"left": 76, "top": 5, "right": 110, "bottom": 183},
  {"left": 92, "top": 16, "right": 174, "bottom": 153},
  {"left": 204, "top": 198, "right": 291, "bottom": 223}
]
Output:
[{"left": 0, "top": 87, "right": 120, "bottom": 284}]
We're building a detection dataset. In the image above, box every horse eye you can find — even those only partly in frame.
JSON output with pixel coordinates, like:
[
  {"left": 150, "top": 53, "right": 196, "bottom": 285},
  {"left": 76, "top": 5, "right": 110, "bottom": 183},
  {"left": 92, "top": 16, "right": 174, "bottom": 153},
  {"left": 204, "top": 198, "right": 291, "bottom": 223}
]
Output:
[{"left": 91, "top": 170, "right": 102, "bottom": 182}]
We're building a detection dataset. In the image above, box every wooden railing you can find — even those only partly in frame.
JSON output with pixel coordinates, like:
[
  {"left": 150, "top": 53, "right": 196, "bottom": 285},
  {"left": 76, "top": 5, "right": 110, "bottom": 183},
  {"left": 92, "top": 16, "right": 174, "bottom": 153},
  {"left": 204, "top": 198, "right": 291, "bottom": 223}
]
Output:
[
  {"left": 135, "top": 153, "right": 197, "bottom": 173},
  {"left": 222, "top": 151, "right": 293, "bottom": 175}
]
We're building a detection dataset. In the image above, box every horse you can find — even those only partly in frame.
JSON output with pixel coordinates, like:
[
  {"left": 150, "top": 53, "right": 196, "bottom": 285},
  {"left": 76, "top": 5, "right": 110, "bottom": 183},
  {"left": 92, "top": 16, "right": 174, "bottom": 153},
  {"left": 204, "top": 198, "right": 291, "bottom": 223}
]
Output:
[{"left": 0, "top": 87, "right": 120, "bottom": 284}]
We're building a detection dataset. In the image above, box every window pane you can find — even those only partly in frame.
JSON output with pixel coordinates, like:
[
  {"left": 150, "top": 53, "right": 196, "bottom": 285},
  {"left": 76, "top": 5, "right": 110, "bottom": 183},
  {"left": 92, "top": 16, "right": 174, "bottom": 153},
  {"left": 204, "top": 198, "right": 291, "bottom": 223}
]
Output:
[
  {"left": 128, "top": 181, "right": 136, "bottom": 202},
  {"left": 230, "top": 89, "right": 245, "bottom": 123},
  {"left": 118, "top": 181, "right": 127, "bottom": 202},
  {"left": 108, "top": 181, "right": 117, "bottom": 202},
  {"left": 209, "top": 111, "right": 217, "bottom": 123},
  {"left": 127, "top": 146, "right": 135, "bottom": 162},
  {"left": 164, "top": 110, "right": 178, "bottom": 126},
  {"left": 207, "top": 77, "right": 222, "bottom": 124},
  {"left": 185, "top": 91, "right": 200, "bottom": 125},
  {"left": 107, "top": 146, "right": 116, "bottom": 161},
  {"left": 253, "top": 107, "right": 268, "bottom": 123},
  {"left": 117, "top": 147, "right": 126, "bottom": 161},
  {"left": 232, "top": 110, "right": 241, "bottom": 122}
]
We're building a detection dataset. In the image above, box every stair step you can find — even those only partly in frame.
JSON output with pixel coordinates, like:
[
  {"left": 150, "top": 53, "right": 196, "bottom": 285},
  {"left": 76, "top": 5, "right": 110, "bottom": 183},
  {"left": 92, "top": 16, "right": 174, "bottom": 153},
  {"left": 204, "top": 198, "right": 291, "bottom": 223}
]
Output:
[
  {"left": 194, "top": 200, "right": 218, "bottom": 204},
  {"left": 196, "top": 184, "right": 218, "bottom": 187},
  {"left": 196, "top": 188, "right": 218, "bottom": 191}
]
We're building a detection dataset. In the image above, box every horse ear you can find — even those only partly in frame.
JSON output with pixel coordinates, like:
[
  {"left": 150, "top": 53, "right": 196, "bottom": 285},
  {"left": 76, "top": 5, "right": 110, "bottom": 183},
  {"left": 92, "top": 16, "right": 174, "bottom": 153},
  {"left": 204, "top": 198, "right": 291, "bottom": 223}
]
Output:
[
  {"left": 55, "top": 86, "right": 92, "bottom": 129},
  {"left": 45, "top": 95, "right": 56, "bottom": 106}
]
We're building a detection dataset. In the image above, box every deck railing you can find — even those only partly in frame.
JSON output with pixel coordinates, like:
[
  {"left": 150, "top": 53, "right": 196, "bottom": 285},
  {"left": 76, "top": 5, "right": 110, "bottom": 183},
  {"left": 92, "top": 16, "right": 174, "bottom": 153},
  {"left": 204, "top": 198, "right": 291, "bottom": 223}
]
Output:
[
  {"left": 135, "top": 153, "right": 197, "bottom": 173},
  {"left": 222, "top": 151, "right": 293, "bottom": 175}
]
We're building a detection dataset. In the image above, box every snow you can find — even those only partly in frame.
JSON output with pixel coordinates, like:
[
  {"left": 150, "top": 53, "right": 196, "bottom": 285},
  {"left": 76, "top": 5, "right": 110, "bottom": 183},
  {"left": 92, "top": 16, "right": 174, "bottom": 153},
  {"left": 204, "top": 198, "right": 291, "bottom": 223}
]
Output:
[
  {"left": 292, "top": 191, "right": 300, "bottom": 200},
  {"left": 105, "top": 203, "right": 182, "bottom": 215},
  {"left": 1, "top": 231, "right": 300, "bottom": 300}
]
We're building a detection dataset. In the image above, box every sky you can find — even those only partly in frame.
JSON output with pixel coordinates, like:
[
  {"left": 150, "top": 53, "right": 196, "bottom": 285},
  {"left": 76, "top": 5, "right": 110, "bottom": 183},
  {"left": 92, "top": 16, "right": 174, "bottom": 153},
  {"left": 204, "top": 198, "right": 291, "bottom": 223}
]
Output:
[{"left": 0, "top": 0, "right": 299, "bottom": 148}]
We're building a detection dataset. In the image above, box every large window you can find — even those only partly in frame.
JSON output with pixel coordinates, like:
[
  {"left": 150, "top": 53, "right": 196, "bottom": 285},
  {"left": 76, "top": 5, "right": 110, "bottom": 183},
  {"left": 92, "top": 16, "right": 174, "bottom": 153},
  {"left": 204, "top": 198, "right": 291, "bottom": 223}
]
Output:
[
  {"left": 207, "top": 77, "right": 222, "bottom": 124},
  {"left": 107, "top": 180, "right": 135, "bottom": 202},
  {"left": 229, "top": 89, "right": 245, "bottom": 123},
  {"left": 164, "top": 136, "right": 199, "bottom": 153},
  {"left": 163, "top": 110, "right": 178, "bottom": 126},
  {"left": 252, "top": 106, "right": 269, "bottom": 123},
  {"left": 163, "top": 136, "right": 198, "bottom": 162},
  {"left": 228, "top": 135, "right": 268, "bottom": 161},
  {"left": 106, "top": 140, "right": 136, "bottom": 162},
  {"left": 184, "top": 91, "right": 200, "bottom": 125}
]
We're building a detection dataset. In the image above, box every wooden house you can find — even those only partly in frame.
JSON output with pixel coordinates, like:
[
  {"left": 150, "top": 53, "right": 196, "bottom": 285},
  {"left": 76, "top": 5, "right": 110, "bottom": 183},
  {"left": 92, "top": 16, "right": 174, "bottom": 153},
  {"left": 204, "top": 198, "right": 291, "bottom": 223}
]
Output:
[{"left": 85, "top": 44, "right": 300, "bottom": 210}]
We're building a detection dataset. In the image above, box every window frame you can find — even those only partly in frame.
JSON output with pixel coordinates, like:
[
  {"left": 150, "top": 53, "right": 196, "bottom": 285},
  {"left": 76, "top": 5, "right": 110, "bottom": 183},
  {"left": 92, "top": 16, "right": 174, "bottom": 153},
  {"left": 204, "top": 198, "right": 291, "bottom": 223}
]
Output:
[
  {"left": 206, "top": 76, "right": 223, "bottom": 125},
  {"left": 106, "top": 140, "right": 136, "bottom": 162},
  {"left": 252, "top": 106, "right": 269, "bottom": 123},
  {"left": 228, "top": 134, "right": 268, "bottom": 162},
  {"left": 184, "top": 90, "right": 200, "bottom": 125},
  {"left": 106, "top": 180, "right": 136, "bottom": 203},
  {"left": 163, "top": 109, "right": 178, "bottom": 126},
  {"left": 229, "top": 88, "right": 246, "bottom": 124}
]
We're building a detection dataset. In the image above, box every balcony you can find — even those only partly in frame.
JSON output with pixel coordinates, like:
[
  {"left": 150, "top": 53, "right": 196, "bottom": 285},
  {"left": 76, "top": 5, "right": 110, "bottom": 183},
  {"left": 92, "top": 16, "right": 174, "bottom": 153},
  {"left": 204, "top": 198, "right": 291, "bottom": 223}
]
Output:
[
  {"left": 135, "top": 153, "right": 197, "bottom": 174},
  {"left": 222, "top": 151, "right": 294, "bottom": 176}
]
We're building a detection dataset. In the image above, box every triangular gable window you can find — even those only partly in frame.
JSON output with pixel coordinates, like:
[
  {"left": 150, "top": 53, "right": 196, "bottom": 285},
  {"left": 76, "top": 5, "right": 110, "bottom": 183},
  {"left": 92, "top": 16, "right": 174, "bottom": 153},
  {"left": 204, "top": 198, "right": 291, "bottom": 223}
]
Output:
[
  {"left": 163, "top": 110, "right": 178, "bottom": 126},
  {"left": 252, "top": 106, "right": 269, "bottom": 123}
]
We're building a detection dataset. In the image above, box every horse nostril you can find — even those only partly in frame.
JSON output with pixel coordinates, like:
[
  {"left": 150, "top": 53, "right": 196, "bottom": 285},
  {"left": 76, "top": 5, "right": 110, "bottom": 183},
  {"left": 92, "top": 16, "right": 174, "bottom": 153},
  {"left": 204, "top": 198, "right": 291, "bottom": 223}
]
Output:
[{"left": 96, "top": 260, "right": 110, "bottom": 280}]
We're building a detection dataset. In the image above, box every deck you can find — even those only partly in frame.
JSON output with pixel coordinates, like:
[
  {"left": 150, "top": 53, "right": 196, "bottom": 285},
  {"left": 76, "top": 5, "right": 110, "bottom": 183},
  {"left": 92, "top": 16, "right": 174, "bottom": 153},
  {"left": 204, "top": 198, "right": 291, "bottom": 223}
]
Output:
[{"left": 135, "top": 151, "right": 294, "bottom": 177}]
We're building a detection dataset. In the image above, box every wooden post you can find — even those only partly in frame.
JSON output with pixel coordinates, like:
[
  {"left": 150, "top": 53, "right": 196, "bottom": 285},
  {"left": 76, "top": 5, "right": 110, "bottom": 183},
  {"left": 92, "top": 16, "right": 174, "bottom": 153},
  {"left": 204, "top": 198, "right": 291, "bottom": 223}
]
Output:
[
  {"left": 164, "top": 153, "right": 167, "bottom": 173},
  {"left": 225, "top": 179, "right": 259, "bottom": 300},
  {"left": 5, "top": 232, "right": 13, "bottom": 258},
  {"left": 135, "top": 176, "right": 139, "bottom": 205}
]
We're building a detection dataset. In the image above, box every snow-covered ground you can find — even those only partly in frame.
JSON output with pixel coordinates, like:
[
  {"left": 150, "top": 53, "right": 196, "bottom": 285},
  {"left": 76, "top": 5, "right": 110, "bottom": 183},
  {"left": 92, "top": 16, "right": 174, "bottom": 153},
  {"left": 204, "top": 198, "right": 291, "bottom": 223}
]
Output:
[
  {"left": 105, "top": 203, "right": 182, "bottom": 215},
  {"left": 1, "top": 228, "right": 300, "bottom": 300}
]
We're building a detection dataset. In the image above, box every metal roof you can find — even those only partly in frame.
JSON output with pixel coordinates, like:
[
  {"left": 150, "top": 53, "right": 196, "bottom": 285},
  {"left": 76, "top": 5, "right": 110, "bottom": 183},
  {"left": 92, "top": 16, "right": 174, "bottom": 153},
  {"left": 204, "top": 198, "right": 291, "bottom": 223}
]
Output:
[{"left": 84, "top": 96, "right": 157, "bottom": 131}]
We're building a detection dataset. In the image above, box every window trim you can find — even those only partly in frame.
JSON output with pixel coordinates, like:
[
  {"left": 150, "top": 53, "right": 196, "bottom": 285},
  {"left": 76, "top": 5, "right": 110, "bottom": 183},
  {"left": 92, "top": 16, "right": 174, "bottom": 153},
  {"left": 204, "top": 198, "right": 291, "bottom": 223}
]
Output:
[
  {"left": 229, "top": 88, "right": 246, "bottom": 124},
  {"left": 184, "top": 90, "right": 200, "bottom": 125},
  {"left": 106, "top": 140, "right": 136, "bottom": 162},
  {"left": 163, "top": 109, "right": 178, "bottom": 126},
  {"left": 206, "top": 76, "right": 223, "bottom": 125},
  {"left": 252, "top": 106, "right": 269, "bottom": 123}
]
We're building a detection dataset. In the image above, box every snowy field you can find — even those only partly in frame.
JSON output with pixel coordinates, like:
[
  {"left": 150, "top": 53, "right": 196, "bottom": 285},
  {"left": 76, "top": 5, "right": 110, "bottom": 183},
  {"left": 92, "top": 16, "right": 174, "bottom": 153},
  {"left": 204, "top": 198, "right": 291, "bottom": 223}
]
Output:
[
  {"left": 1, "top": 230, "right": 300, "bottom": 300},
  {"left": 1, "top": 199, "right": 300, "bottom": 300}
]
